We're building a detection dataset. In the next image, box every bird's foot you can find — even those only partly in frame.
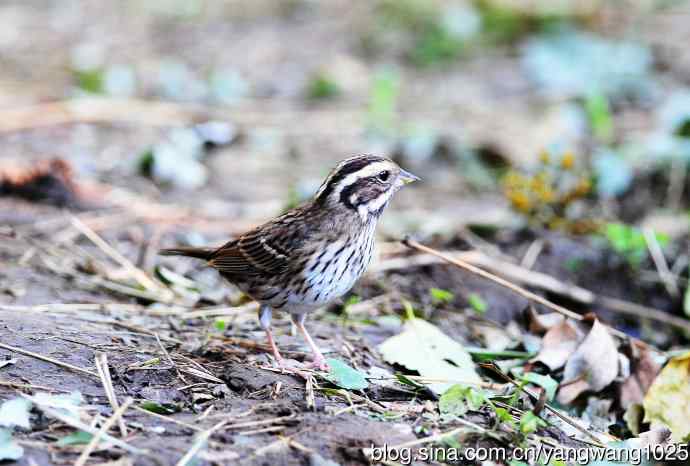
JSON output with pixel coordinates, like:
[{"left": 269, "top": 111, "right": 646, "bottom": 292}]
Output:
[
  {"left": 304, "top": 356, "right": 329, "bottom": 372},
  {"left": 271, "top": 357, "right": 312, "bottom": 379}
]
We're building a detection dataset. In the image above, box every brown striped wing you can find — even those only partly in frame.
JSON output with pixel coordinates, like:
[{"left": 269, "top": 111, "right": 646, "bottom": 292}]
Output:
[{"left": 209, "top": 229, "right": 292, "bottom": 277}]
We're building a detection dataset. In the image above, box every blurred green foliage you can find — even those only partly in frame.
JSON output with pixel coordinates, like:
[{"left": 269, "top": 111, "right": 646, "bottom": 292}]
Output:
[
  {"left": 602, "top": 223, "right": 668, "bottom": 268},
  {"left": 367, "top": 68, "right": 400, "bottom": 135},
  {"left": 373, "top": 0, "right": 473, "bottom": 67},
  {"left": 430, "top": 287, "right": 454, "bottom": 305},
  {"left": 475, "top": 0, "right": 566, "bottom": 45},
  {"left": 585, "top": 91, "right": 614, "bottom": 145},
  {"left": 74, "top": 69, "right": 104, "bottom": 94},
  {"left": 467, "top": 293, "right": 487, "bottom": 314},
  {"left": 306, "top": 72, "right": 340, "bottom": 100}
]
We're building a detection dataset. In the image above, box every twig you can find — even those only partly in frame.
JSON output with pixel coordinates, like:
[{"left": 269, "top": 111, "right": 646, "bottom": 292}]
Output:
[
  {"left": 520, "top": 239, "right": 544, "bottom": 270},
  {"left": 643, "top": 227, "right": 679, "bottom": 297},
  {"left": 155, "top": 334, "right": 188, "bottom": 385},
  {"left": 95, "top": 353, "right": 128, "bottom": 437},
  {"left": 400, "top": 239, "right": 690, "bottom": 338},
  {"left": 74, "top": 397, "right": 134, "bottom": 466},
  {"left": 0, "top": 380, "right": 69, "bottom": 392},
  {"left": 71, "top": 216, "right": 161, "bottom": 293},
  {"left": 402, "top": 239, "right": 585, "bottom": 321},
  {"left": 24, "top": 395, "right": 145, "bottom": 455},
  {"left": 176, "top": 419, "right": 231, "bottom": 466},
  {"left": 132, "top": 405, "right": 202, "bottom": 432},
  {"left": 0, "top": 342, "right": 97, "bottom": 378},
  {"left": 481, "top": 363, "right": 605, "bottom": 447}
]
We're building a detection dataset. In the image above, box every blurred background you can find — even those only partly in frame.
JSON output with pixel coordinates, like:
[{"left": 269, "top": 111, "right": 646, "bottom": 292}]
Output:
[{"left": 1, "top": 0, "right": 688, "bottom": 237}]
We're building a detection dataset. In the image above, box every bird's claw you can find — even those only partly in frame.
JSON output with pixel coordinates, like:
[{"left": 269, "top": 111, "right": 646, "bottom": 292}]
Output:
[{"left": 304, "top": 357, "right": 329, "bottom": 372}]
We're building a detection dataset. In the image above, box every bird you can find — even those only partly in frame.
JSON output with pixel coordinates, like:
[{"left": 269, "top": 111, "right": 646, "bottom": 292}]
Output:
[{"left": 160, "top": 154, "right": 419, "bottom": 371}]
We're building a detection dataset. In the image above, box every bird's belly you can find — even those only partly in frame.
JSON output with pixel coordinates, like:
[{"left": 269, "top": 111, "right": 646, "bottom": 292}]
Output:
[{"left": 290, "top": 236, "right": 374, "bottom": 308}]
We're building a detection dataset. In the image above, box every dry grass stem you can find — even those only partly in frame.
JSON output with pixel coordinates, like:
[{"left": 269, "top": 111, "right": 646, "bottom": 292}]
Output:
[
  {"left": 0, "top": 342, "right": 97, "bottom": 378},
  {"left": 132, "top": 406, "right": 202, "bottom": 432},
  {"left": 70, "top": 216, "right": 162, "bottom": 293},
  {"left": 74, "top": 397, "right": 134, "bottom": 466},
  {"left": 643, "top": 227, "right": 679, "bottom": 297},
  {"left": 25, "top": 395, "right": 145, "bottom": 455},
  {"left": 95, "top": 353, "right": 128, "bottom": 437}
]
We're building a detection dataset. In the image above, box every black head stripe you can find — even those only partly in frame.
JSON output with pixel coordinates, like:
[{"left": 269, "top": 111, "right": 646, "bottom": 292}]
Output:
[
  {"left": 316, "top": 155, "right": 388, "bottom": 203},
  {"left": 338, "top": 177, "right": 368, "bottom": 209}
]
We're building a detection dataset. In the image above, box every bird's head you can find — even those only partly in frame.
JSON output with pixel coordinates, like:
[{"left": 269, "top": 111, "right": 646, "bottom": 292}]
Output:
[{"left": 314, "top": 155, "right": 419, "bottom": 220}]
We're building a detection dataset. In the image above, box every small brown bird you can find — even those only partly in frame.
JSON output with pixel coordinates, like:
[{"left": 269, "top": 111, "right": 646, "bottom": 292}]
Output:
[{"left": 160, "top": 155, "right": 418, "bottom": 370}]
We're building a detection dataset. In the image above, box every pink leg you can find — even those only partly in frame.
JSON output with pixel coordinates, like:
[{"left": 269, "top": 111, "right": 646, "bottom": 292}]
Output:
[
  {"left": 295, "top": 319, "right": 329, "bottom": 371},
  {"left": 265, "top": 328, "right": 285, "bottom": 367}
]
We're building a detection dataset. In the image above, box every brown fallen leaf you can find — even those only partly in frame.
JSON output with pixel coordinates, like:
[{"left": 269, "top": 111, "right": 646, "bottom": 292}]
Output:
[
  {"left": 619, "top": 341, "right": 662, "bottom": 409},
  {"left": 0, "top": 157, "right": 80, "bottom": 207},
  {"left": 534, "top": 320, "right": 582, "bottom": 371},
  {"left": 527, "top": 308, "right": 565, "bottom": 334},
  {"left": 557, "top": 319, "right": 619, "bottom": 404}
]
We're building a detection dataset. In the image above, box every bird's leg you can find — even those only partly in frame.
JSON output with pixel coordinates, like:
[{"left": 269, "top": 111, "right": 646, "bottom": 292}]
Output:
[
  {"left": 292, "top": 313, "right": 329, "bottom": 371},
  {"left": 259, "top": 305, "right": 284, "bottom": 367}
]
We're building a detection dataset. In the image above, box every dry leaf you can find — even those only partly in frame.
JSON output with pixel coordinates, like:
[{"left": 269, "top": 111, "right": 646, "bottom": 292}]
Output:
[
  {"left": 643, "top": 351, "right": 690, "bottom": 442},
  {"left": 472, "top": 323, "right": 512, "bottom": 351},
  {"left": 619, "top": 342, "right": 661, "bottom": 409},
  {"left": 528, "top": 308, "right": 565, "bottom": 334},
  {"left": 557, "top": 319, "right": 618, "bottom": 404},
  {"left": 534, "top": 320, "right": 582, "bottom": 371}
]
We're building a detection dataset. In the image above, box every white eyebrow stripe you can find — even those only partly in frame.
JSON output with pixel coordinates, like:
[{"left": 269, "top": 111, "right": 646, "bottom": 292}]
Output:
[{"left": 331, "top": 161, "right": 393, "bottom": 197}]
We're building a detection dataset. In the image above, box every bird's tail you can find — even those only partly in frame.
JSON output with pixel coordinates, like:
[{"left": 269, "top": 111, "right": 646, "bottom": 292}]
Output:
[{"left": 159, "top": 247, "right": 215, "bottom": 261}]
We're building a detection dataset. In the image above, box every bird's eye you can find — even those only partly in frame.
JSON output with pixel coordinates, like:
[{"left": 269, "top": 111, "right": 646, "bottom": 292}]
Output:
[{"left": 377, "top": 170, "right": 390, "bottom": 182}]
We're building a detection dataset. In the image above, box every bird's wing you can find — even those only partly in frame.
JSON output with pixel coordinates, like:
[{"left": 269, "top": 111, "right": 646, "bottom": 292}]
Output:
[{"left": 208, "top": 226, "right": 291, "bottom": 276}]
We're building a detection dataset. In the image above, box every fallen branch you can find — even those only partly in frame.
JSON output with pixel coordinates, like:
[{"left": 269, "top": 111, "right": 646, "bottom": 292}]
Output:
[{"left": 396, "top": 240, "right": 690, "bottom": 336}]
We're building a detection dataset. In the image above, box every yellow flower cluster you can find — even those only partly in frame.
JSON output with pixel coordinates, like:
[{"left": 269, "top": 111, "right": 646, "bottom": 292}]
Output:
[{"left": 503, "top": 149, "right": 596, "bottom": 233}]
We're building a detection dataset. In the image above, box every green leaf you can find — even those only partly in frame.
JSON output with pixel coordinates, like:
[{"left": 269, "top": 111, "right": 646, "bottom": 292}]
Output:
[
  {"left": 0, "top": 398, "right": 31, "bottom": 429},
  {"left": 521, "top": 372, "right": 558, "bottom": 401},
  {"left": 494, "top": 407, "right": 513, "bottom": 424},
  {"left": 56, "top": 431, "right": 93, "bottom": 447},
  {"left": 602, "top": 223, "right": 666, "bottom": 268},
  {"left": 325, "top": 359, "right": 369, "bottom": 390},
  {"left": 467, "top": 293, "right": 487, "bottom": 314},
  {"left": 466, "top": 347, "right": 535, "bottom": 361},
  {"left": 214, "top": 319, "right": 227, "bottom": 332},
  {"left": 519, "top": 411, "right": 546, "bottom": 434},
  {"left": 439, "top": 384, "right": 472, "bottom": 416},
  {"left": 0, "top": 429, "right": 23, "bottom": 461},
  {"left": 430, "top": 288, "right": 454, "bottom": 304},
  {"left": 32, "top": 392, "right": 83, "bottom": 418},
  {"left": 306, "top": 73, "right": 339, "bottom": 100},
  {"left": 75, "top": 68, "right": 104, "bottom": 94},
  {"left": 378, "top": 318, "right": 481, "bottom": 394},
  {"left": 140, "top": 401, "right": 179, "bottom": 415}
]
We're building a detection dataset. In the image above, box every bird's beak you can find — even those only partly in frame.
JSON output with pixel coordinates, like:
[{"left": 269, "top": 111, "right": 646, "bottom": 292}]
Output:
[{"left": 399, "top": 169, "right": 420, "bottom": 185}]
